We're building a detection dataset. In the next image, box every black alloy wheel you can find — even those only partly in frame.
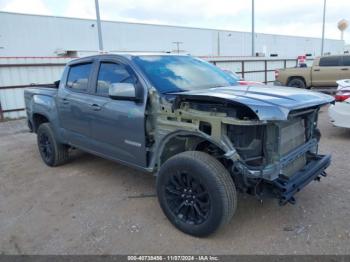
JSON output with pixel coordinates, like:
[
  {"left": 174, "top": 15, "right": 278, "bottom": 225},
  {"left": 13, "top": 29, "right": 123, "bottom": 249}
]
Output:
[
  {"left": 157, "top": 151, "right": 237, "bottom": 237},
  {"left": 165, "top": 170, "right": 210, "bottom": 225},
  {"left": 36, "top": 123, "right": 69, "bottom": 166},
  {"left": 38, "top": 132, "right": 53, "bottom": 163}
]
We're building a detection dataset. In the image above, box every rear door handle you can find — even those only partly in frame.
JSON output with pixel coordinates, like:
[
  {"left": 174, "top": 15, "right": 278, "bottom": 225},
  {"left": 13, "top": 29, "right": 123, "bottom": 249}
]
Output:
[
  {"left": 314, "top": 69, "right": 320, "bottom": 72},
  {"left": 91, "top": 104, "right": 101, "bottom": 111},
  {"left": 341, "top": 68, "right": 349, "bottom": 71},
  {"left": 62, "top": 98, "right": 70, "bottom": 104}
]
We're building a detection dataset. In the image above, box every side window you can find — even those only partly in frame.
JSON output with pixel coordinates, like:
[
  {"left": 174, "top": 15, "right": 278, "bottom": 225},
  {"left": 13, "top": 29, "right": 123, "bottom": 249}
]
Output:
[
  {"left": 66, "top": 63, "right": 92, "bottom": 92},
  {"left": 342, "top": 56, "right": 350, "bottom": 66},
  {"left": 319, "top": 56, "right": 341, "bottom": 67},
  {"left": 96, "top": 62, "right": 135, "bottom": 95}
]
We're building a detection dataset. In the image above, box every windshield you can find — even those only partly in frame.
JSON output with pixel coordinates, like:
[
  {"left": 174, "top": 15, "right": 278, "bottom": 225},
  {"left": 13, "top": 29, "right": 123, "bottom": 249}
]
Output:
[{"left": 132, "top": 55, "right": 238, "bottom": 94}]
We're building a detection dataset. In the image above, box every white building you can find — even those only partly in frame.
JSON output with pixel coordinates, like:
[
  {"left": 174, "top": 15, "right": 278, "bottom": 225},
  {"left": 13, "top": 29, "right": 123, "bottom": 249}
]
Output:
[{"left": 0, "top": 11, "right": 345, "bottom": 58}]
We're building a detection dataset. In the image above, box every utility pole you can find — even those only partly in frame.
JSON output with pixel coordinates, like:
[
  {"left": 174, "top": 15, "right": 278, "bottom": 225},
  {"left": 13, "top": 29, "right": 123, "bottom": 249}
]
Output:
[
  {"left": 217, "top": 32, "right": 221, "bottom": 56},
  {"left": 95, "top": 0, "right": 104, "bottom": 52},
  {"left": 252, "top": 0, "right": 255, "bottom": 57},
  {"left": 173, "top": 41, "right": 183, "bottom": 54},
  {"left": 321, "top": 0, "right": 326, "bottom": 56}
]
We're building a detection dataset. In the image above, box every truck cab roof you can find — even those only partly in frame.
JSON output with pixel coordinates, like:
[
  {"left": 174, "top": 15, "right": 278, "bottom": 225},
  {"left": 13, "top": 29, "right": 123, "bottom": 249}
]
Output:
[{"left": 68, "top": 53, "right": 188, "bottom": 65}]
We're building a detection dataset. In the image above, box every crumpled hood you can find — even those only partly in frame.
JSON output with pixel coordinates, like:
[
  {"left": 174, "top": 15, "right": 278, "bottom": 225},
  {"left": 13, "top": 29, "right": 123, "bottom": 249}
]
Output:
[{"left": 173, "top": 85, "right": 334, "bottom": 120}]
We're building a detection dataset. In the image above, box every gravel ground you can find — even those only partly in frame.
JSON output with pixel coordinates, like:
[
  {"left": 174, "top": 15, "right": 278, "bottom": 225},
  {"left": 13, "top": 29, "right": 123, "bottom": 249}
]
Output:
[{"left": 0, "top": 109, "right": 349, "bottom": 255}]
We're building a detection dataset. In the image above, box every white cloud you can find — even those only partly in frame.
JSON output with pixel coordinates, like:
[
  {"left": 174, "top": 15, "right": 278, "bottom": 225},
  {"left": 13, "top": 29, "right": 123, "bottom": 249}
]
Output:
[
  {"left": 63, "top": 0, "right": 95, "bottom": 19},
  {"left": 62, "top": 0, "right": 350, "bottom": 42},
  {"left": 1, "top": 0, "right": 350, "bottom": 42},
  {"left": 2, "top": 0, "right": 51, "bottom": 15}
]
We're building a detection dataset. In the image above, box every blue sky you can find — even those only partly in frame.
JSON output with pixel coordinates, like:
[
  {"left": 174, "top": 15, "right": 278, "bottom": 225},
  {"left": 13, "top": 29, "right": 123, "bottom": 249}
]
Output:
[{"left": 0, "top": 0, "right": 349, "bottom": 43}]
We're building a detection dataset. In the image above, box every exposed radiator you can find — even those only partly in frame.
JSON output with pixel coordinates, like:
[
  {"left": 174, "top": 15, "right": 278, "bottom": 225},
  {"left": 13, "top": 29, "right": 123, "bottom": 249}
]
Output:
[{"left": 279, "top": 119, "right": 306, "bottom": 177}]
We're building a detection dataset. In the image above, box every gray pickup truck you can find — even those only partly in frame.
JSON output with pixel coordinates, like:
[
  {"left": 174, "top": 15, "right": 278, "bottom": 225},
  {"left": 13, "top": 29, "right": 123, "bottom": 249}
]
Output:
[{"left": 25, "top": 54, "right": 333, "bottom": 237}]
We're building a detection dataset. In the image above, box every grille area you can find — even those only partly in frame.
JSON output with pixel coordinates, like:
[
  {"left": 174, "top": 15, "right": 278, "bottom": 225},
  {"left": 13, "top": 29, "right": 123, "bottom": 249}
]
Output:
[
  {"left": 278, "top": 119, "right": 306, "bottom": 177},
  {"left": 279, "top": 119, "right": 306, "bottom": 155},
  {"left": 228, "top": 118, "right": 308, "bottom": 177}
]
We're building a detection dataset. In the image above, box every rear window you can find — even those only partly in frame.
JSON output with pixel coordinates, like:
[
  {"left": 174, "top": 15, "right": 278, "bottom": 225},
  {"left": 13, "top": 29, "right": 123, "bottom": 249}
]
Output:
[
  {"left": 66, "top": 63, "right": 93, "bottom": 92},
  {"left": 319, "top": 56, "right": 341, "bottom": 67}
]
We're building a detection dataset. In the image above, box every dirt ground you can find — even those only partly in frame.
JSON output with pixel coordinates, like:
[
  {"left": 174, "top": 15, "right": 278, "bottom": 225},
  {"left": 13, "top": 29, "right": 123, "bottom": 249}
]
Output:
[{"left": 0, "top": 108, "right": 349, "bottom": 255}]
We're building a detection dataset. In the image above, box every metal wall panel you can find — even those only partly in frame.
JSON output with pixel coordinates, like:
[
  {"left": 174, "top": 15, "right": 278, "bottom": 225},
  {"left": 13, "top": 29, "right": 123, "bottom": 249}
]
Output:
[
  {"left": 0, "top": 12, "right": 344, "bottom": 58},
  {"left": 267, "top": 60, "right": 284, "bottom": 70},
  {"left": 244, "top": 61, "right": 265, "bottom": 71},
  {"left": 0, "top": 89, "right": 26, "bottom": 118},
  {"left": 214, "top": 61, "right": 242, "bottom": 73},
  {"left": 244, "top": 72, "right": 266, "bottom": 82},
  {"left": 0, "top": 57, "right": 70, "bottom": 119}
]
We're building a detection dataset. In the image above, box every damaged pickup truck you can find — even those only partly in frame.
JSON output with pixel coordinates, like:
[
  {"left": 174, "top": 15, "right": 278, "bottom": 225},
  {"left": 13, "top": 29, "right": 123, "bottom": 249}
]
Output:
[{"left": 24, "top": 54, "right": 334, "bottom": 237}]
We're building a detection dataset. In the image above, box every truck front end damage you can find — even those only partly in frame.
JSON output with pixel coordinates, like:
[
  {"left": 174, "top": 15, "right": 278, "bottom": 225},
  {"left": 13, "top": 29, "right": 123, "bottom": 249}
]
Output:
[
  {"left": 147, "top": 86, "right": 334, "bottom": 205},
  {"left": 228, "top": 112, "right": 331, "bottom": 205}
]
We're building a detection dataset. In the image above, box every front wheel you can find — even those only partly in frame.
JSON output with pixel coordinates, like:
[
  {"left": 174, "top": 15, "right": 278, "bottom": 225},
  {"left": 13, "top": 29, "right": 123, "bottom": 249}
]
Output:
[
  {"left": 37, "top": 123, "right": 69, "bottom": 167},
  {"left": 157, "top": 151, "right": 237, "bottom": 237}
]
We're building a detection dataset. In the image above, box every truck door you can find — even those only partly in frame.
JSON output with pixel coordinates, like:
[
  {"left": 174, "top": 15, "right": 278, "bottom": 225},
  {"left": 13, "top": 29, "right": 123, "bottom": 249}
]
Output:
[
  {"left": 88, "top": 60, "right": 147, "bottom": 168},
  {"left": 339, "top": 56, "right": 350, "bottom": 80},
  {"left": 57, "top": 61, "right": 95, "bottom": 148},
  {"left": 312, "top": 56, "right": 341, "bottom": 87}
]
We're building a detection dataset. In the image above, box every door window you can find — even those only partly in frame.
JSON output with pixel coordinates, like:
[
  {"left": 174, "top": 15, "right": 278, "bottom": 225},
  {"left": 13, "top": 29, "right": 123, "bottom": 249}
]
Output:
[
  {"left": 319, "top": 56, "right": 341, "bottom": 67},
  {"left": 96, "top": 62, "right": 135, "bottom": 95},
  {"left": 342, "top": 56, "right": 350, "bottom": 66},
  {"left": 66, "top": 63, "right": 92, "bottom": 92}
]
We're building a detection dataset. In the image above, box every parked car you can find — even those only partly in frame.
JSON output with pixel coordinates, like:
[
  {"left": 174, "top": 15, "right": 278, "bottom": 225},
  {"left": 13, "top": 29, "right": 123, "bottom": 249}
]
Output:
[
  {"left": 25, "top": 54, "right": 333, "bottom": 237},
  {"left": 275, "top": 55, "right": 350, "bottom": 89},
  {"left": 329, "top": 98, "right": 350, "bottom": 129},
  {"left": 334, "top": 79, "right": 350, "bottom": 102},
  {"left": 329, "top": 80, "right": 350, "bottom": 129}
]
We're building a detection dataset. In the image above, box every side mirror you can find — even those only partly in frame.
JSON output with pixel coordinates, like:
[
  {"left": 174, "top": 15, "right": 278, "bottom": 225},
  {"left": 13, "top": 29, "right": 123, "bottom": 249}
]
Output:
[
  {"left": 54, "top": 80, "right": 60, "bottom": 88},
  {"left": 109, "top": 83, "right": 140, "bottom": 101}
]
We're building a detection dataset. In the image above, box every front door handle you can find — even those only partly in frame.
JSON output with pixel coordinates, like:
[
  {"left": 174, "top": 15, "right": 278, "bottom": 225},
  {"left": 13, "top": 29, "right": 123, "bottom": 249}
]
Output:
[
  {"left": 314, "top": 69, "right": 320, "bottom": 72},
  {"left": 91, "top": 104, "right": 101, "bottom": 111},
  {"left": 341, "top": 68, "right": 349, "bottom": 71}
]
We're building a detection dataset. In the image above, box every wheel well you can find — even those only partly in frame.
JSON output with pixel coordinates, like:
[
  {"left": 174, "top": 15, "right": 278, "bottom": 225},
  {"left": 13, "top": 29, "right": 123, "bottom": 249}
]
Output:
[
  {"left": 287, "top": 76, "right": 306, "bottom": 86},
  {"left": 32, "top": 113, "right": 49, "bottom": 132},
  {"left": 159, "top": 135, "right": 228, "bottom": 167}
]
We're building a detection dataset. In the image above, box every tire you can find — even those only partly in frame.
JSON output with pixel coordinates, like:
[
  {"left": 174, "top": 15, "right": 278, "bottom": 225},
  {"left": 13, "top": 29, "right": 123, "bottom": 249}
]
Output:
[
  {"left": 287, "top": 78, "right": 306, "bottom": 88},
  {"left": 37, "top": 123, "right": 69, "bottom": 167},
  {"left": 156, "top": 151, "right": 237, "bottom": 237}
]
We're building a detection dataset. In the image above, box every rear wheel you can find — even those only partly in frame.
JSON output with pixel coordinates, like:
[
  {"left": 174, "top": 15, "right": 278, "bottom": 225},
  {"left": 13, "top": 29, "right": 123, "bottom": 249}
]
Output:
[
  {"left": 37, "top": 123, "right": 69, "bottom": 166},
  {"left": 287, "top": 78, "right": 306, "bottom": 89},
  {"left": 157, "top": 151, "right": 237, "bottom": 237}
]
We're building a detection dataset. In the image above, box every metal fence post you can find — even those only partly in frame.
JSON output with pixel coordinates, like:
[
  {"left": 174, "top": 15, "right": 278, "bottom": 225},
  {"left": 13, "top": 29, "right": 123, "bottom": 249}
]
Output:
[
  {"left": 0, "top": 102, "right": 4, "bottom": 121},
  {"left": 241, "top": 61, "right": 245, "bottom": 79},
  {"left": 264, "top": 60, "right": 268, "bottom": 84}
]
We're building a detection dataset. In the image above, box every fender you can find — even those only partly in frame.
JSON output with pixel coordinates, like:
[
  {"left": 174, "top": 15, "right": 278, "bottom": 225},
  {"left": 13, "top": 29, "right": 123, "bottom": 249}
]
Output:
[
  {"left": 150, "top": 129, "right": 239, "bottom": 173},
  {"left": 30, "top": 94, "right": 65, "bottom": 143}
]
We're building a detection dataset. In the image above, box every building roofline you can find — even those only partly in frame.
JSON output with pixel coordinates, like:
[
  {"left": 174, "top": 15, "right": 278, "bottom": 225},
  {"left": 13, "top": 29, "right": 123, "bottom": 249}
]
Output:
[{"left": 0, "top": 11, "right": 342, "bottom": 42}]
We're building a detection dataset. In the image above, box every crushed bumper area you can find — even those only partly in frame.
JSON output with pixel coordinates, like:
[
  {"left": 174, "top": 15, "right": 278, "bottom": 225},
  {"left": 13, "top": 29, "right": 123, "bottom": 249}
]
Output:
[{"left": 272, "top": 154, "right": 331, "bottom": 205}]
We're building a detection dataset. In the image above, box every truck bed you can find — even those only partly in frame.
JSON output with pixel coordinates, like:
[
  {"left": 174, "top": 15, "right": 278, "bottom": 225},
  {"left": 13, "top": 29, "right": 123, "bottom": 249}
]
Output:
[
  {"left": 24, "top": 86, "right": 58, "bottom": 103},
  {"left": 24, "top": 86, "right": 58, "bottom": 118}
]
